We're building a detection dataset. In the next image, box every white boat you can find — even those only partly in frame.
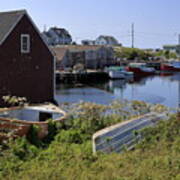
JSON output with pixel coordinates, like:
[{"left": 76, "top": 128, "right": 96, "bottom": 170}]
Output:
[
  {"left": 109, "top": 70, "right": 125, "bottom": 79},
  {"left": 121, "top": 69, "right": 134, "bottom": 78},
  {"left": 106, "top": 66, "right": 134, "bottom": 79}
]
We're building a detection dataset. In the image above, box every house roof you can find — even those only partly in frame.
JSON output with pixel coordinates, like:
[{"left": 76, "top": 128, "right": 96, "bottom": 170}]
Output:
[
  {"left": 97, "top": 35, "right": 118, "bottom": 44},
  {"left": 43, "top": 31, "right": 51, "bottom": 38},
  {"left": 0, "top": 10, "right": 26, "bottom": 45},
  {"left": 50, "top": 27, "right": 71, "bottom": 38},
  {"left": 163, "top": 44, "right": 177, "bottom": 48},
  {"left": 0, "top": 9, "right": 54, "bottom": 57},
  {"left": 52, "top": 47, "right": 68, "bottom": 62},
  {"left": 54, "top": 45, "right": 104, "bottom": 52},
  {"left": 51, "top": 45, "right": 105, "bottom": 61}
]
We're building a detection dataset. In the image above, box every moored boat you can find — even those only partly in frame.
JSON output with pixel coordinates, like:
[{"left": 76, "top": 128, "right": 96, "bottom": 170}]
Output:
[
  {"left": 109, "top": 70, "right": 125, "bottom": 79},
  {"left": 160, "top": 62, "right": 180, "bottom": 72},
  {"left": 172, "top": 61, "right": 180, "bottom": 71},
  {"left": 106, "top": 66, "right": 134, "bottom": 79},
  {"left": 126, "top": 63, "right": 155, "bottom": 76}
]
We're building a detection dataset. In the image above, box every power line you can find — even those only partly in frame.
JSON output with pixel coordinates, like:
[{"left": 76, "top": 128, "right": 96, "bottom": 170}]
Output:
[{"left": 135, "top": 31, "right": 177, "bottom": 37}]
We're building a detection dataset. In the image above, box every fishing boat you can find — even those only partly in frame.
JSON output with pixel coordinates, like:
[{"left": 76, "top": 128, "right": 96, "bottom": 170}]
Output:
[
  {"left": 160, "top": 62, "right": 180, "bottom": 72},
  {"left": 126, "top": 63, "right": 155, "bottom": 76},
  {"left": 106, "top": 66, "right": 134, "bottom": 79},
  {"left": 160, "top": 63, "right": 176, "bottom": 71},
  {"left": 108, "top": 70, "right": 125, "bottom": 79},
  {"left": 172, "top": 61, "right": 180, "bottom": 71}
]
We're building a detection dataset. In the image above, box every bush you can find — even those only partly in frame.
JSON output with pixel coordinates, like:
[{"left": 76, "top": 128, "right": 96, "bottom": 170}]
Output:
[
  {"left": 2, "top": 95, "right": 27, "bottom": 106},
  {"left": 26, "top": 125, "right": 42, "bottom": 147},
  {"left": 55, "top": 129, "right": 84, "bottom": 144}
]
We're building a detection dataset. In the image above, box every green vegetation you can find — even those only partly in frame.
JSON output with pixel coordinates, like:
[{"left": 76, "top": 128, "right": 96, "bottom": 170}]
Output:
[
  {"left": 2, "top": 95, "right": 27, "bottom": 106},
  {"left": 114, "top": 47, "right": 154, "bottom": 60},
  {"left": 154, "top": 50, "right": 177, "bottom": 59},
  {"left": 114, "top": 47, "right": 178, "bottom": 60},
  {"left": 0, "top": 102, "right": 179, "bottom": 180}
]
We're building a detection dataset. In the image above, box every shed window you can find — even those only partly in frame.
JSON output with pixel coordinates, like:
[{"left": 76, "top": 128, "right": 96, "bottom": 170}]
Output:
[{"left": 21, "top": 34, "right": 30, "bottom": 53}]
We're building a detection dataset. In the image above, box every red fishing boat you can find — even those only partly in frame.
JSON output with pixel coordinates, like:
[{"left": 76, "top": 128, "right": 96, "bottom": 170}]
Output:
[
  {"left": 160, "top": 62, "right": 180, "bottom": 72},
  {"left": 126, "top": 63, "right": 155, "bottom": 76}
]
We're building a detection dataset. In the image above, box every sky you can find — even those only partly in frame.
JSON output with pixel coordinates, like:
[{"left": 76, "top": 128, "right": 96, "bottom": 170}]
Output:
[{"left": 1, "top": 0, "right": 180, "bottom": 49}]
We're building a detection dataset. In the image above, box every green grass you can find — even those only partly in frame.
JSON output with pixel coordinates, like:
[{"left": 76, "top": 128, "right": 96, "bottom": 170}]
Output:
[
  {"left": 114, "top": 47, "right": 154, "bottom": 60},
  {"left": 0, "top": 102, "right": 179, "bottom": 180}
]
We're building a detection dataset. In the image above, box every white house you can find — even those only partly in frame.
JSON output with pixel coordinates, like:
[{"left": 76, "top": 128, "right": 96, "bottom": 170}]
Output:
[{"left": 95, "top": 35, "right": 119, "bottom": 46}]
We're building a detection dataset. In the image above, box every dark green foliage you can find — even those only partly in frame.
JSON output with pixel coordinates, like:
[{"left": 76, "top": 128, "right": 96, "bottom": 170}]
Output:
[
  {"left": 26, "top": 125, "right": 42, "bottom": 147},
  {"left": 43, "top": 120, "right": 59, "bottom": 144},
  {"left": 55, "top": 129, "right": 84, "bottom": 144}
]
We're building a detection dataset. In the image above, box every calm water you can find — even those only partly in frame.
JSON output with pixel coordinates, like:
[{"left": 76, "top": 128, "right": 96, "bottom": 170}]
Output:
[{"left": 55, "top": 73, "right": 180, "bottom": 108}]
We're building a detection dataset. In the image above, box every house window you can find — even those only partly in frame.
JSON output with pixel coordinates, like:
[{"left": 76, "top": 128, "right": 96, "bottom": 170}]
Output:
[{"left": 21, "top": 34, "right": 30, "bottom": 53}]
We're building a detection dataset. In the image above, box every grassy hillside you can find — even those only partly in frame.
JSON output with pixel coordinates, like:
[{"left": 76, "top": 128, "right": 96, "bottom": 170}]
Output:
[
  {"left": 114, "top": 46, "right": 178, "bottom": 61},
  {"left": 114, "top": 47, "right": 154, "bottom": 60},
  {"left": 0, "top": 102, "right": 179, "bottom": 180}
]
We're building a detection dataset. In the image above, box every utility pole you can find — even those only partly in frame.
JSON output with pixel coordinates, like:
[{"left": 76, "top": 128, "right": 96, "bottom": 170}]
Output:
[
  {"left": 131, "top": 23, "right": 134, "bottom": 48},
  {"left": 43, "top": 24, "right": 47, "bottom": 32},
  {"left": 178, "top": 81, "right": 180, "bottom": 120}
]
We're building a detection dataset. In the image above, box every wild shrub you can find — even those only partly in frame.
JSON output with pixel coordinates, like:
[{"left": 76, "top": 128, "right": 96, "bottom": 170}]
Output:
[{"left": 26, "top": 125, "right": 42, "bottom": 147}]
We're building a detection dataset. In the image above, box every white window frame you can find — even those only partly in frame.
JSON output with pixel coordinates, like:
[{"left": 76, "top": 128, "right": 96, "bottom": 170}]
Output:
[{"left": 21, "top": 34, "right": 30, "bottom": 53}]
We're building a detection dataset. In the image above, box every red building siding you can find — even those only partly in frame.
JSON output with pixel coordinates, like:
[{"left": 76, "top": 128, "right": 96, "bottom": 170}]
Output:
[{"left": 0, "top": 14, "right": 54, "bottom": 106}]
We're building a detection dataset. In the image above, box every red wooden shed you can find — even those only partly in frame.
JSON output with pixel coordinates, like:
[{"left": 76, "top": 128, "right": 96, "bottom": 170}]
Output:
[{"left": 0, "top": 10, "right": 55, "bottom": 106}]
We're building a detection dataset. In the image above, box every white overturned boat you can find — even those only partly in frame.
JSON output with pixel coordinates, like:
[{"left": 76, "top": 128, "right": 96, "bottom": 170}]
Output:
[{"left": 92, "top": 112, "right": 168, "bottom": 154}]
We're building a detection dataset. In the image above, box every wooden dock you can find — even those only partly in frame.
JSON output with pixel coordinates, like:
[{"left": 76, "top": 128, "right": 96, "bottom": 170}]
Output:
[{"left": 56, "top": 71, "right": 109, "bottom": 83}]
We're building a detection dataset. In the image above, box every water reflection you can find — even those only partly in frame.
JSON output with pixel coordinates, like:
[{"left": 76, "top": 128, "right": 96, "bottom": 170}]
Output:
[{"left": 55, "top": 73, "right": 180, "bottom": 108}]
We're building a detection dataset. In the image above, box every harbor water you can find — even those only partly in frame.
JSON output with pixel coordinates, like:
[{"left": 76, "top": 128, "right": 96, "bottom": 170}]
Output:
[{"left": 55, "top": 73, "right": 180, "bottom": 108}]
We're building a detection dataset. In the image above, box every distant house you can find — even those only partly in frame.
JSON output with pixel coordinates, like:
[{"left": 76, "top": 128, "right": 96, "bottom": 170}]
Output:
[
  {"left": 42, "top": 27, "right": 72, "bottom": 46},
  {"left": 0, "top": 10, "right": 55, "bottom": 106},
  {"left": 52, "top": 45, "right": 114, "bottom": 70},
  {"left": 81, "top": 40, "right": 95, "bottom": 45},
  {"left": 95, "top": 35, "right": 119, "bottom": 46},
  {"left": 163, "top": 44, "right": 180, "bottom": 55}
]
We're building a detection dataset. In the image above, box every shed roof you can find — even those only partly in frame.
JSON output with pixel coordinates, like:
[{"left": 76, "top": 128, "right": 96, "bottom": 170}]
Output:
[
  {"left": 50, "top": 27, "right": 71, "bottom": 38},
  {"left": 52, "top": 47, "right": 68, "bottom": 62},
  {"left": 97, "top": 35, "right": 118, "bottom": 44},
  {"left": 0, "top": 9, "right": 54, "bottom": 57},
  {"left": 54, "top": 45, "right": 103, "bottom": 51},
  {"left": 0, "top": 10, "right": 26, "bottom": 45}
]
